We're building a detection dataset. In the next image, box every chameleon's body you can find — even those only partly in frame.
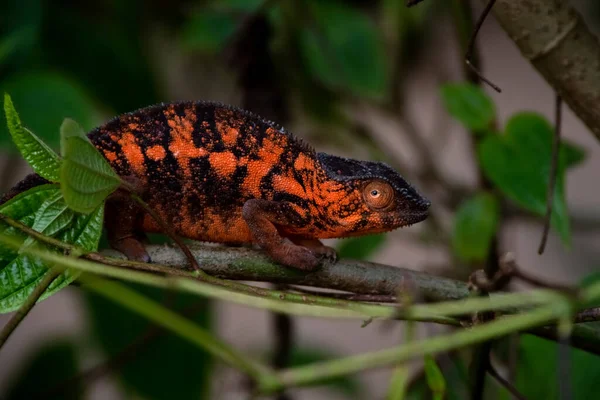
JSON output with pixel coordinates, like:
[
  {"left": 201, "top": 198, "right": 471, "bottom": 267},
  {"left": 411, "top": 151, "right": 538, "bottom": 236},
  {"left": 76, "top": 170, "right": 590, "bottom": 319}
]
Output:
[{"left": 4, "top": 101, "right": 430, "bottom": 270}]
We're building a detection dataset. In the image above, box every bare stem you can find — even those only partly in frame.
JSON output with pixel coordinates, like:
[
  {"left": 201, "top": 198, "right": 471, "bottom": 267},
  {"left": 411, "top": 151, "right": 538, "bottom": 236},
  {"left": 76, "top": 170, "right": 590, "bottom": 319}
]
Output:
[
  {"left": 0, "top": 269, "right": 61, "bottom": 352},
  {"left": 538, "top": 95, "right": 562, "bottom": 254}
]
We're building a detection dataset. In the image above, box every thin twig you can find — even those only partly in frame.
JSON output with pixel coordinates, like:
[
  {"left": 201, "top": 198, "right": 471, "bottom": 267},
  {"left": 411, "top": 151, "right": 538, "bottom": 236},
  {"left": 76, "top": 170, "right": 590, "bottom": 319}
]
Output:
[
  {"left": 0, "top": 269, "right": 61, "bottom": 352},
  {"left": 487, "top": 363, "right": 527, "bottom": 400},
  {"left": 573, "top": 307, "right": 600, "bottom": 323},
  {"left": 286, "top": 286, "right": 398, "bottom": 303},
  {"left": 126, "top": 191, "right": 201, "bottom": 272},
  {"left": 500, "top": 253, "right": 576, "bottom": 294},
  {"left": 538, "top": 95, "right": 562, "bottom": 254},
  {"left": 465, "top": 0, "right": 501, "bottom": 92}
]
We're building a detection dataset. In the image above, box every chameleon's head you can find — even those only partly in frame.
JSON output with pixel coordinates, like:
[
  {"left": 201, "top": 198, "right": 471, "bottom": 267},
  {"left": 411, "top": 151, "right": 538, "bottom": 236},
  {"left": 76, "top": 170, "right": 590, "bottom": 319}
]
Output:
[{"left": 317, "top": 153, "right": 430, "bottom": 236}]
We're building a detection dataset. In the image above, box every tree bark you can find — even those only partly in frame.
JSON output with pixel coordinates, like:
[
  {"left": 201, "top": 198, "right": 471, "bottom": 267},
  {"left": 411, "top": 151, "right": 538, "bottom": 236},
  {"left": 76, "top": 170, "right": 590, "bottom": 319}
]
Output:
[{"left": 487, "top": 0, "right": 600, "bottom": 142}]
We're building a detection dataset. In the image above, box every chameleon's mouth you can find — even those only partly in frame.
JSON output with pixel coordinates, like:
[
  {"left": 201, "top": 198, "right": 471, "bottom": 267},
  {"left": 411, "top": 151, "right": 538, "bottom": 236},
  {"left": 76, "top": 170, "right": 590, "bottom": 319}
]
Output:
[{"left": 402, "top": 210, "right": 429, "bottom": 225}]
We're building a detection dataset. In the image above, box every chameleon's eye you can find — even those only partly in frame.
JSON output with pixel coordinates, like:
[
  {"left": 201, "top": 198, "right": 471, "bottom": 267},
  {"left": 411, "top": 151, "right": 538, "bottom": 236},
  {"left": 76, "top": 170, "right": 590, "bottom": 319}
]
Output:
[{"left": 363, "top": 181, "right": 394, "bottom": 210}]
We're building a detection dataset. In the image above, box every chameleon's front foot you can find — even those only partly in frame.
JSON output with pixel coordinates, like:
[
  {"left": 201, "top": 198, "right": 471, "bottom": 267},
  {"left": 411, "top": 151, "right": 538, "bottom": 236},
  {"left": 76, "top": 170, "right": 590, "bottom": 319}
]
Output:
[
  {"left": 243, "top": 199, "right": 329, "bottom": 271},
  {"left": 269, "top": 243, "right": 321, "bottom": 271}
]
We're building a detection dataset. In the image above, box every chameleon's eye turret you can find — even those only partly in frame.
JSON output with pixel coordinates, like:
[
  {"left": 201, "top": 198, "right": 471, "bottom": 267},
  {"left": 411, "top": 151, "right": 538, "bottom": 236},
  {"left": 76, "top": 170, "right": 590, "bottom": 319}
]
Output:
[{"left": 363, "top": 181, "right": 394, "bottom": 210}]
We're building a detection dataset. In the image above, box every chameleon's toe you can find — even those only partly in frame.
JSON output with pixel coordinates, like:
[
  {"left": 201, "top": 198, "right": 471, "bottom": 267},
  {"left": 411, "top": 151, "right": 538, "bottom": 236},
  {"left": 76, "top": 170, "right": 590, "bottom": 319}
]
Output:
[
  {"left": 311, "top": 245, "right": 338, "bottom": 264},
  {"left": 111, "top": 236, "right": 152, "bottom": 263}
]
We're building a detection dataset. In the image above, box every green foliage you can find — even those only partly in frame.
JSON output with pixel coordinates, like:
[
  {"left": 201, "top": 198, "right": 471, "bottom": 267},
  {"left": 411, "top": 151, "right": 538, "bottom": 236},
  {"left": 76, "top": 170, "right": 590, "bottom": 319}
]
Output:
[
  {"left": 452, "top": 193, "right": 499, "bottom": 262},
  {"left": 337, "top": 234, "right": 386, "bottom": 260},
  {"left": 85, "top": 284, "right": 213, "bottom": 400},
  {"left": 513, "top": 335, "right": 600, "bottom": 399},
  {"left": 0, "top": 72, "right": 99, "bottom": 147},
  {"left": 299, "top": 0, "right": 388, "bottom": 99},
  {"left": 478, "top": 112, "right": 584, "bottom": 246},
  {"left": 440, "top": 83, "right": 495, "bottom": 132},
  {"left": 440, "top": 83, "right": 586, "bottom": 248},
  {"left": 3, "top": 93, "right": 61, "bottom": 181},
  {"left": 0, "top": 185, "right": 103, "bottom": 313},
  {"left": 387, "top": 365, "right": 410, "bottom": 400},
  {"left": 20, "top": 190, "right": 74, "bottom": 250},
  {"left": 406, "top": 355, "right": 469, "bottom": 400},
  {"left": 59, "top": 118, "right": 121, "bottom": 214},
  {"left": 5, "top": 339, "right": 82, "bottom": 400},
  {"left": 424, "top": 355, "right": 446, "bottom": 400}
]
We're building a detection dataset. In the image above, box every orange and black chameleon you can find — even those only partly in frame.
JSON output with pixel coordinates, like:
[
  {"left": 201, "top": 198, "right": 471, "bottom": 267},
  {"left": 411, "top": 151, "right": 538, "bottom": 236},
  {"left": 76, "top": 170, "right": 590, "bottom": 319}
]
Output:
[{"left": 1, "top": 101, "right": 430, "bottom": 270}]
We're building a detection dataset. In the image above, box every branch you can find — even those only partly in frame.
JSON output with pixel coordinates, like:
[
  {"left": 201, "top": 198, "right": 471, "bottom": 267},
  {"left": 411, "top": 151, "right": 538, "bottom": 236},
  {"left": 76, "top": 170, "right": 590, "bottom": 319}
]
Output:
[
  {"left": 101, "top": 244, "right": 470, "bottom": 302},
  {"left": 487, "top": 0, "right": 600, "bottom": 143}
]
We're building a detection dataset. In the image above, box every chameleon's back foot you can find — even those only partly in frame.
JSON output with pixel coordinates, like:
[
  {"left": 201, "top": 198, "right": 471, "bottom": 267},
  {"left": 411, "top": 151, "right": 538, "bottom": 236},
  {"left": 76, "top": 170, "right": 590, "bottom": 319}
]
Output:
[
  {"left": 104, "top": 188, "right": 150, "bottom": 263},
  {"left": 110, "top": 235, "right": 151, "bottom": 263}
]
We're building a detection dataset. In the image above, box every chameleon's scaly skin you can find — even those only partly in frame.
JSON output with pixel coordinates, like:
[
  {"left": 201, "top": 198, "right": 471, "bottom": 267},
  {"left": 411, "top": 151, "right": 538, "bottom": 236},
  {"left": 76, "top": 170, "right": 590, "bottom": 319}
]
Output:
[{"left": 9, "top": 101, "right": 431, "bottom": 270}]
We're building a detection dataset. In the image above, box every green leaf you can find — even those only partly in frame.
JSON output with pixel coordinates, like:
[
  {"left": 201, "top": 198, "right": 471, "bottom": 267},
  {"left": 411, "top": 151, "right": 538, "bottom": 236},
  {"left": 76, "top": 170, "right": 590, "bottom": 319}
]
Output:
[
  {"left": 21, "top": 190, "right": 74, "bottom": 250},
  {"left": 3, "top": 93, "right": 61, "bottom": 181},
  {"left": 299, "top": 0, "right": 388, "bottom": 98},
  {"left": 440, "top": 83, "right": 495, "bottom": 132},
  {"left": 478, "top": 112, "right": 581, "bottom": 246},
  {"left": 5, "top": 339, "right": 83, "bottom": 400},
  {"left": 452, "top": 193, "right": 499, "bottom": 262},
  {"left": 0, "top": 72, "right": 99, "bottom": 147},
  {"left": 60, "top": 122, "right": 121, "bottom": 214},
  {"left": 0, "top": 185, "right": 103, "bottom": 313},
  {"left": 424, "top": 355, "right": 446, "bottom": 400},
  {"left": 407, "top": 355, "right": 469, "bottom": 400},
  {"left": 562, "top": 141, "right": 586, "bottom": 168},
  {"left": 84, "top": 284, "right": 213, "bottom": 400},
  {"left": 514, "top": 335, "right": 600, "bottom": 400},
  {"left": 337, "top": 234, "right": 387, "bottom": 260},
  {"left": 59, "top": 117, "right": 86, "bottom": 155}
]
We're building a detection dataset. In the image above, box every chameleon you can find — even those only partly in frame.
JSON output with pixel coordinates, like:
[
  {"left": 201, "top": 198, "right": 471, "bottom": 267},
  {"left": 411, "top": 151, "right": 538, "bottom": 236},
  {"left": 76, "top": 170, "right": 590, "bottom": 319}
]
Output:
[{"left": 1, "top": 101, "right": 430, "bottom": 270}]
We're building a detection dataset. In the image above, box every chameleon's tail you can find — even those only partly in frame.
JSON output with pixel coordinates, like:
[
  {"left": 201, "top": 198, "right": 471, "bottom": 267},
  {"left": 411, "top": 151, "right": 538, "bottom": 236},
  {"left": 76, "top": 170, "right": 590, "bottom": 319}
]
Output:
[{"left": 0, "top": 173, "right": 50, "bottom": 206}]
